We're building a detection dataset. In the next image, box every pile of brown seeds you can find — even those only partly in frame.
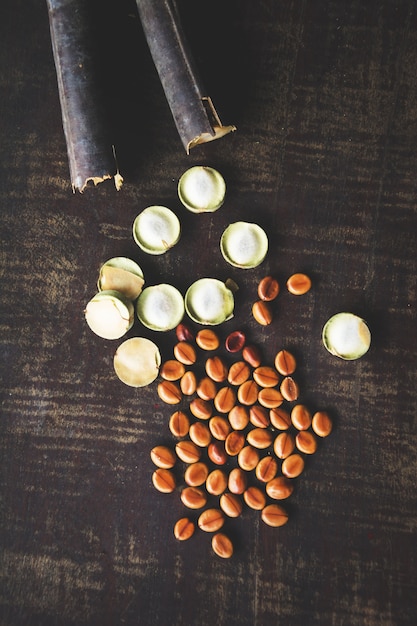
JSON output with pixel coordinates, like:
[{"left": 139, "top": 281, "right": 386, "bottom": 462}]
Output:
[{"left": 150, "top": 303, "right": 332, "bottom": 558}]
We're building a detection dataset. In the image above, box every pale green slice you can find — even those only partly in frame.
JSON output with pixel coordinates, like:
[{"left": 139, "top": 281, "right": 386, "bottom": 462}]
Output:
[
  {"left": 178, "top": 166, "right": 226, "bottom": 213},
  {"left": 185, "top": 278, "right": 235, "bottom": 325},
  {"left": 133, "top": 206, "right": 181, "bottom": 254},
  {"left": 84, "top": 290, "right": 134, "bottom": 340},
  {"left": 136, "top": 284, "right": 184, "bottom": 331},
  {"left": 114, "top": 337, "right": 161, "bottom": 387},
  {"left": 322, "top": 312, "right": 371, "bottom": 360},
  {"left": 97, "top": 257, "right": 145, "bottom": 300},
  {"left": 220, "top": 221, "right": 268, "bottom": 269}
]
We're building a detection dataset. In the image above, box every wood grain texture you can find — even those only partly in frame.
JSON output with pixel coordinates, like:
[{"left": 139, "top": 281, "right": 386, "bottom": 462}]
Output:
[{"left": 0, "top": 1, "right": 416, "bottom": 625}]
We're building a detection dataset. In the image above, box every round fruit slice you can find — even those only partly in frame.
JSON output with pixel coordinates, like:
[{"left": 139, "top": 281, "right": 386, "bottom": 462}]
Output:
[
  {"left": 322, "top": 312, "right": 371, "bottom": 360},
  {"left": 84, "top": 290, "right": 134, "bottom": 340},
  {"left": 114, "top": 337, "right": 161, "bottom": 387},
  {"left": 133, "top": 205, "right": 180, "bottom": 254},
  {"left": 220, "top": 221, "right": 268, "bottom": 269},
  {"left": 137, "top": 284, "right": 185, "bottom": 331},
  {"left": 178, "top": 166, "right": 226, "bottom": 213},
  {"left": 185, "top": 278, "right": 235, "bottom": 325}
]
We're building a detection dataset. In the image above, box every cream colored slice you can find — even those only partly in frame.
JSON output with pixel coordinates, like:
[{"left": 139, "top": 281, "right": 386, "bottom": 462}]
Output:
[
  {"left": 84, "top": 290, "right": 134, "bottom": 340},
  {"left": 114, "top": 337, "right": 161, "bottom": 387},
  {"left": 98, "top": 257, "right": 144, "bottom": 300}
]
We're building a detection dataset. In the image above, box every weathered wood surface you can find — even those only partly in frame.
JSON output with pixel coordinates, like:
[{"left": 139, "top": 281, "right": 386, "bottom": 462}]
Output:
[{"left": 0, "top": 1, "right": 416, "bottom": 625}]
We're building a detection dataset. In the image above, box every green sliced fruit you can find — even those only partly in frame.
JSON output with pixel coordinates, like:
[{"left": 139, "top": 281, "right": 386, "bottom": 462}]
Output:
[
  {"left": 137, "top": 284, "right": 185, "bottom": 331},
  {"left": 322, "top": 312, "right": 371, "bottom": 360},
  {"left": 185, "top": 278, "right": 235, "bottom": 325},
  {"left": 133, "top": 205, "right": 181, "bottom": 254},
  {"left": 178, "top": 166, "right": 226, "bottom": 213},
  {"left": 220, "top": 221, "right": 268, "bottom": 269}
]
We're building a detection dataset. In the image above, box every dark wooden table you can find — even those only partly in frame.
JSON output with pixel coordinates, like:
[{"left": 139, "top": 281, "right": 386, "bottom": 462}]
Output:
[{"left": 1, "top": 1, "right": 416, "bottom": 625}]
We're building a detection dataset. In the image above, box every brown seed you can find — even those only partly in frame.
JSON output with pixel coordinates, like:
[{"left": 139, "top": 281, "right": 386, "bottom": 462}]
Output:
[
  {"left": 173, "top": 341, "right": 197, "bottom": 365},
  {"left": 282, "top": 453, "right": 305, "bottom": 478},
  {"left": 270, "top": 407, "right": 291, "bottom": 430},
  {"left": 209, "top": 416, "right": 231, "bottom": 440},
  {"left": 169, "top": 410, "right": 190, "bottom": 438},
  {"left": 160, "top": 359, "right": 185, "bottom": 381},
  {"left": 214, "top": 386, "right": 237, "bottom": 414},
  {"left": 189, "top": 397, "right": 212, "bottom": 420},
  {"left": 242, "top": 344, "right": 262, "bottom": 368},
  {"left": 243, "top": 486, "right": 266, "bottom": 510},
  {"left": 286, "top": 273, "right": 311, "bottom": 295},
  {"left": 246, "top": 428, "right": 273, "bottom": 449},
  {"left": 184, "top": 461, "right": 209, "bottom": 486},
  {"left": 150, "top": 445, "right": 176, "bottom": 469},
  {"left": 291, "top": 404, "right": 312, "bottom": 430},
  {"left": 206, "top": 469, "right": 228, "bottom": 495},
  {"left": 258, "top": 275, "right": 280, "bottom": 301},
  {"left": 212, "top": 533, "right": 234, "bottom": 558},
  {"left": 152, "top": 468, "right": 176, "bottom": 493},
  {"left": 225, "top": 330, "right": 246, "bottom": 353},
  {"left": 238, "top": 445, "right": 260, "bottom": 471},
  {"left": 228, "top": 361, "right": 251, "bottom": 386},
  {"left": 175, "top": 323, "right": 194, "bottom": 343},
  {"left": 196, "top": 328, "right": 220, "bottom": 351},
  {"left": 228, "top": 405, "right": 250, "bottom": 430},
  {"left": 273, "top": 432, "right": 295, "bottom": 459},
  {"left": 189, "top": 422, "right": 212, "bottom": 447},
  {"left": 180, "top": 370, "right": 197, "bottom": 396},
  {"left": 238, "top": 380, "right": 260, "bottom": 405},
  {"left": 255, "top": 456, "right": 278, "bottom": 482},
  {"left": 208, "top": 441, "right": 228, "bottom": 465},
  {"left": 253, "top": 366, "right": 279, "bottom": 388},
  {"left": 295, "top": 430, "right": 318, "bottom": 454},
  {"left": 261, "top": 503, "right": 289, "bottom": 527},
  {"left": 274, "top": 349, "right": 297, "bottom": 376},
  {"left": 220, "top": 492, "right": 243, "bottom": 518},
  {"left": 252, "top": 300, "right": 273, "bottom": 325},
  {"left": 205, "top": 356, "right": 228, "bottom": 382},
  {"left": 249, "top": 405, "right": 270, "bottom": 428},
  {"left": 280, "top": 376, "right": 300, "bottom": 402},
  {"left": 198, "top": 508, "right": 225, "bottom": 533},
  {"left": 157, "top": 380, "right": 182, "bottom": 404},
  {"left": 258, "top": 387, "right": 284, "bottom": 409},
  {"left": 175, "top": 440, "right": 201, "bottom": 464},
  {"left": 312, "top": 411, "right": 333, "bottom": 437},
  {"left": 266, "top": 476, "right": 294, "bottom": 500},
  {"left": 174, "top": 517, "right": 195, "bottom": 541},
  {"left": 228, "top": 467, "right": 247, "bottom": 494},
  {"left": 180, "top": 486, "right": 207, "bottom": 509},
  {"left": 196, "top": 376, "right": 217, "bottom": 401},
  {"left": 225, "top": 431, "right": 245, "bottom": 456}
]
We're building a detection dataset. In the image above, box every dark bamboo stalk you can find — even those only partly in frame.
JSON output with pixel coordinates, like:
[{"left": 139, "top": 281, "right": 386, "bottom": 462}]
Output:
[
  {"left": 46, "top": 0, "right": 122, "bottom": 192},
  {"left": 136, "top": 0, "right": 236, "bottom": 153}
]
